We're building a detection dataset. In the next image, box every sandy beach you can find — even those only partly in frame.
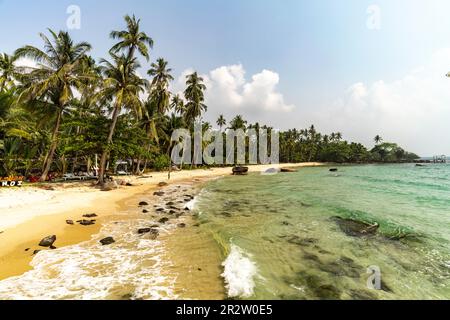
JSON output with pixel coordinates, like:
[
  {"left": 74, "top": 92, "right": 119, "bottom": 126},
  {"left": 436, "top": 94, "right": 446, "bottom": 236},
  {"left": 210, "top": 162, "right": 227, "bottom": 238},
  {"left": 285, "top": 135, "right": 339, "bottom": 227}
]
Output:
[{"left": 0, "top": 163, "right": 323, "bottom": 283}]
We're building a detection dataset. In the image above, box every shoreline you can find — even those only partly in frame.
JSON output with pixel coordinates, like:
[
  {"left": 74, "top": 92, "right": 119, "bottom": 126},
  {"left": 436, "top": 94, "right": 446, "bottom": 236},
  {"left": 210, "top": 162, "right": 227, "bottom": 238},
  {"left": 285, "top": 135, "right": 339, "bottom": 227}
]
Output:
[{"left": 0, "top": 163, "right": 323, "bottom": 292}]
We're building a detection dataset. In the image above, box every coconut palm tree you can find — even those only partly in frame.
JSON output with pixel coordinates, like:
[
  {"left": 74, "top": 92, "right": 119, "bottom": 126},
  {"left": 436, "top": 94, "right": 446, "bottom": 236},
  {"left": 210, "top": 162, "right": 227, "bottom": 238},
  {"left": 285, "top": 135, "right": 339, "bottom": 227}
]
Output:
[
  {"left": 110, "top": 14, "right": 153, "bottom": 61},
  {"left": 374, "top": 135, "right": 383, "bottom": 145},
  {"left": 14, "top": 29, "right": 91, "bottom": 181},
  {"left": 229, "top": 115, "right": 247, "bottom": 130},
  {"left": 183, "top": 72, "right": 207, "bottom": 125},
  {"left": 147, "top": 58, "right": 173, "bottom": 114},
  {"left": 148, "top": 58, "right": 173, "bottom": 88},
  {"left": 170, "top": 94, "right": 185, "bottom": 115},
  {"left": 0, "top": 53, "right": 18, "bottom": 92},
  {"left": 216, "top": 114, "right": 226, "bottom": 131},
  {"left": 95, "top": 53, "right": 145, "bottom": 184}
]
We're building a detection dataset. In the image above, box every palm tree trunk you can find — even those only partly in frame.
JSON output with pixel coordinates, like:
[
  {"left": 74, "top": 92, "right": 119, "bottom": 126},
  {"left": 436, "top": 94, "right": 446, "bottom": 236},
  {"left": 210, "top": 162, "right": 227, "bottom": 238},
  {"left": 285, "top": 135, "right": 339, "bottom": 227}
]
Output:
[
  {"left": 98, "top": 105, "right": 120, "bottom": 185},
  {"left": 39, "top": 109, "right": 62, "bottom": 182}
]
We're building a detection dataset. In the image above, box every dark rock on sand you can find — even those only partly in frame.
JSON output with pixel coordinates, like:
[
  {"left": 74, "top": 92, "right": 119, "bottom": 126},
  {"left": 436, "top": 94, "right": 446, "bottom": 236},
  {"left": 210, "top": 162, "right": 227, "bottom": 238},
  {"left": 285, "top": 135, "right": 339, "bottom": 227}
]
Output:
[
  {"left": 139, "top": 201, "right": 149, "bottom": 206},
  {"left": 100, "top": 237, "right": 115, "bottom": 246},
  {"left": 153, "top": 191, "right": 165, "bottom": 197},
  {"left": 148, "top": 228, "right": 159, "bottom": 240},
  {"left": 66, "top": 220, "right": 74, "bottom": 225},
  {"left": 39, "top": 235, "right": 56, "bottom": 247},
  {"left": 33, "top": 250, "right": 41, "bottom": 255},
  {"left": 143, "top": 209, "right": 149, "bottom": 213},
  {"left": 50, "top": 245, "right": 57, "bottom": 250},
  {"left": 169, "top": 210, "right": 177, "bottom": 215},
  {"left": 78, "top": 220, "right": 95, "bottom": 226},
  {"left": 158, "top": 182, "right": 168, "bottom": 187},
  {"left": 159, "top": 217, "right": 169, "bottom": 224},
  {"left": 166, "top": 202, "right": 175, "bottom": 206},
  {"left": 332, "top": 217, "right": 379, "bottom": 237},
  {"left": 83, "top": 213, "right": 98, "bottom": 218},
  {"left": 156, "top": 208, "right": 165, "bottom": 212},
  {"left": 178, "top": 223, "right": 186, "bottom": 228},
  {"left": 138, "top": 228, "right": 152, "bottom": 234},
  {"left": 25, "top": 248, "right": 30, "bottom": 252}
]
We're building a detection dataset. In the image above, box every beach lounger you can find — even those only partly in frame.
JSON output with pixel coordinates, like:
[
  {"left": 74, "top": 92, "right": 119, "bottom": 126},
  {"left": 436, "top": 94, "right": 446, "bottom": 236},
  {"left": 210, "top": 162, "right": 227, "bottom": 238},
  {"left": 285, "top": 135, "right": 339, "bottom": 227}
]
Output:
[{"left": 63, "top": 173, "right": 85, "bottom": 181}]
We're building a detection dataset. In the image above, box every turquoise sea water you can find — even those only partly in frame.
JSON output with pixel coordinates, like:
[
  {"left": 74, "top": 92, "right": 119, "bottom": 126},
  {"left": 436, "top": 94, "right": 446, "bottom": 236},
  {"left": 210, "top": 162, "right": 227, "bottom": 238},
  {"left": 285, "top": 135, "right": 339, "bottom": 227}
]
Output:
[{"left": 194, "top": 164, "right": 450, "bottom": 300}]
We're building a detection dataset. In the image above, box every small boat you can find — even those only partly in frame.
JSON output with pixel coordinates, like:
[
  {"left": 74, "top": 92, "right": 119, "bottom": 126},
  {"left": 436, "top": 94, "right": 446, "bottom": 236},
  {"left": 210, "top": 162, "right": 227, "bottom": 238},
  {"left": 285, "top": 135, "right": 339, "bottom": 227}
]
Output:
[
  {"left": 232, "top": 166, "right": 249, "bottom": 175},
  {"left": 329, "top": 168, "right": 338, "bottom": 172}
]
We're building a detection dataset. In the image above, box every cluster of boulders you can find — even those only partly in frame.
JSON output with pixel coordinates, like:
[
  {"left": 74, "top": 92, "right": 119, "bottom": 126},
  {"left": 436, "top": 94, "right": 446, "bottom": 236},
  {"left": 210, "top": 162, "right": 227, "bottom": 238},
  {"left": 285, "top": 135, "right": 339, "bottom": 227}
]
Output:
[
  {"left": 31, "top": 182, "right": 197, "bottom": 252},
  {"left": 98, "top": 182, "right": 196, "bottom": 247}
]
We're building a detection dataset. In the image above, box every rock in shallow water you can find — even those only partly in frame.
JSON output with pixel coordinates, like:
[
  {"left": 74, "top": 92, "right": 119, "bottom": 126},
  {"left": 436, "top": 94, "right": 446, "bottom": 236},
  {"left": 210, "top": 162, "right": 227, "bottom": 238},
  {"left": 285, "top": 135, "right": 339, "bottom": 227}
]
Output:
[
  {"left": 332, "top": 217, "right": 379, "bottom": 237},
  {"left": 159, "top": 217, "right": 169, "bottom": 224},
  {"left": 39, "top": 235, "right": 56, "bottom": 247},
  {"left": 138, "top": 228, "right": 151, "bottom": 234},
  {"left": 100, "top": 237, "right": 115, "bottom": 246},
  {"left": 139, "top": 201, "right": 149, "bottom": 206}
]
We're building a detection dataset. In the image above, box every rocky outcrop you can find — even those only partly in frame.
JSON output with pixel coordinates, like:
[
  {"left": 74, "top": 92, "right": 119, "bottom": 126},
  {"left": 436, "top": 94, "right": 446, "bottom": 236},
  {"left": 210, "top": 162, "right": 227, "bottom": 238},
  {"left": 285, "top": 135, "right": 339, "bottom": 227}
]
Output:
[
  {"left": 100, "top": 237, "right": 115, "bottom": 246},
  {"left": 39, "top": 235, "right": 56, "bottom": 247},
  {"left": 232, "top": 166, "right": 249, "bottom": 175},
  {"left": 281, "top": 168, "right": 298, "bottom": 173},
  {"left": 332, "top": 217, "right": 379, "bottom": 237}
]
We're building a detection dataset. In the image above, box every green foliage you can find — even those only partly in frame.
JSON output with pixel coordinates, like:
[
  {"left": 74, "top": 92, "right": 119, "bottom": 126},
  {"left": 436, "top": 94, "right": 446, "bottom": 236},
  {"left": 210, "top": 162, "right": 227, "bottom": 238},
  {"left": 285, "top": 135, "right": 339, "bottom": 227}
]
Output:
[{"left": 152, "top": 154, "right": 170, "bottom": 171}]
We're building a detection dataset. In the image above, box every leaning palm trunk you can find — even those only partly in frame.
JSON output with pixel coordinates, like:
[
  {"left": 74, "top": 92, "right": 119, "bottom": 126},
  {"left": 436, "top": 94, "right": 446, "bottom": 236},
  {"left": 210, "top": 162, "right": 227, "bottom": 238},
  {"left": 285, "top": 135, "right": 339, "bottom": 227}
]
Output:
[
  {"left": 40, "top": 109, "right": 63, "bottom": 182},
  {"left": 98, "top": 105, "right": 120, "bottom": 185}
]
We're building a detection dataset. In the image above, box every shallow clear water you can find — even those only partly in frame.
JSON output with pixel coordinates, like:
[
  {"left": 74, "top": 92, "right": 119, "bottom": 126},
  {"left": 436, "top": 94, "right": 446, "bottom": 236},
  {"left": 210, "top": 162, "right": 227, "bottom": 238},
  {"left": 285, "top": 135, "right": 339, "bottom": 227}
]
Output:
[{"left": 195, "top": 164, "right": 450, "bottom": 300}]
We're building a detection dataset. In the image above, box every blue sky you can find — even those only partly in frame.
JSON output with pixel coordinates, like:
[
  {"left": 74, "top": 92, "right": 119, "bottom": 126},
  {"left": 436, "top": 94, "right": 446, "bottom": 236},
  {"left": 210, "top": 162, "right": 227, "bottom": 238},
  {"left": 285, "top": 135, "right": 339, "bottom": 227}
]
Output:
[{"left": 1, "top": 0, "right": 450, "bottom": 155}]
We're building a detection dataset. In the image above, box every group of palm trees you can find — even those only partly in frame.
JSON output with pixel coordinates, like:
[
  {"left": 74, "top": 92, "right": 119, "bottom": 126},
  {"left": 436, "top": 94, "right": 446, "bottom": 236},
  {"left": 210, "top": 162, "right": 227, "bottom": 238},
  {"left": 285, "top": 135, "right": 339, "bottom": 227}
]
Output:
[
  {"left": 0, "top": 15, "right": 420, "bottom": 182},
  {"left": 0, "top": 15, "right": 209, "bottom": 183}
]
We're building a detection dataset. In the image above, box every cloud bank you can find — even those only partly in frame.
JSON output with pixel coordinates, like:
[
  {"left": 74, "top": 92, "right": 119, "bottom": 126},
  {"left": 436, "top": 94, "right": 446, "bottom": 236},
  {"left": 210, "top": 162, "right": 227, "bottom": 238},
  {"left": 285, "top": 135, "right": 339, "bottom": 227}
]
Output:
[
  {"left": 173, "top": 64, "right": 295, "bottom": 127},
  {"left": 322, "top": 48, "right": 450, "bottom": 156}
]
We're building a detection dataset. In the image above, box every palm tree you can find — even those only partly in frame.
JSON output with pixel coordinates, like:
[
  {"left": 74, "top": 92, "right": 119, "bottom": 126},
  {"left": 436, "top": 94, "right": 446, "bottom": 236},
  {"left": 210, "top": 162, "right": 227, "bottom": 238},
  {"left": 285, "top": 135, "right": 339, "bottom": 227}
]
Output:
[
  {"left": 170, "top": 94, "right": 185, "bottom": 115},
  {"left": 216, "top": 115, "right": 226, "bottom": 131},
  {"left": 374, "top": 135, "right": 383, "bottom": 145},
  {"left": 229, "top": 115, "right": 247, "bottom": 130},
  {"left": 0, "top": 53, "right": 18, "bottom": 92},
  {"left": 148, "top": 58, "right": 173, "bottom": 88},
  {"left": 95, "top": 53, "right": 145, "bottom": 185},
  {"left": 110, "top": 14, "right": 153, "bottom": 61},
  {"left": 183, "top": 72, "right": 207, "bottom": 125},
  {"left": 14, "top": 29, "right": 91, "bottom": 181},
  {"left": 147, "top": 58, "right": 173, "bottom": 114}
]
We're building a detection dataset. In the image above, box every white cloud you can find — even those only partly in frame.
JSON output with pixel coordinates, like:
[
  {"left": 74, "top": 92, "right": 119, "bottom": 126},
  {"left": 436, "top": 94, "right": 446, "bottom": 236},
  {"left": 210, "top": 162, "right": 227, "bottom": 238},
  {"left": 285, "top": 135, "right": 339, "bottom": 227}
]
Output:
[
  {"left": 173, "top": 64, "right": 295, "bottom": 126},
  {"left": 317, "top": 48, "right": 450, "bottom": 156}
]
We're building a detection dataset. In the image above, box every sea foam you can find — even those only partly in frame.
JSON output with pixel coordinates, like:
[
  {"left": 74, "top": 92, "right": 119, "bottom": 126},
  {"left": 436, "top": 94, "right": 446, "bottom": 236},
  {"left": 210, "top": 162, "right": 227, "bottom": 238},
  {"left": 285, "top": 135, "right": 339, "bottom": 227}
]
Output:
[
  {"left": 0, "top": 220, "right": 178, "bottom": 300},
  {"left": 221, "top": 244, "right": 257, "bottom": 298}
]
